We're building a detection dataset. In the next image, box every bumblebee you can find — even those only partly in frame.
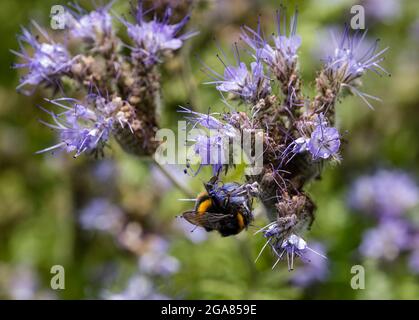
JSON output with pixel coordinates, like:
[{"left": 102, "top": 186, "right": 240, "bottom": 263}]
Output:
[{"left": 182, "top": 177, "right": 258, "bottom": 237}]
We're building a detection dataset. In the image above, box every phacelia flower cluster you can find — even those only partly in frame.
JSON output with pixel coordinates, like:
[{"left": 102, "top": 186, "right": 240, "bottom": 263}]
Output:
[
  {"left": 255, "top": 224, "right": 326, "bottom": 272},
  {"left": 318, "top": 26, "right": 389, "bottom": 110},
  {"left": 13, "top": 0, "right": 195, "bottom": 158},
  {"left": 14, "top": 2, "right": 193, "bottom": 298},
  {"left": 12, "top": 22, "right": 74, "bottom": 93},
  {"left": 181, "top": 8, "right": 388, "bottom": 271},
  {"left": 37, "top": 95, "right": 137, "bottom": 157},
  {"left": 240, "top": 9, "right": 302, "bottom": 103}
]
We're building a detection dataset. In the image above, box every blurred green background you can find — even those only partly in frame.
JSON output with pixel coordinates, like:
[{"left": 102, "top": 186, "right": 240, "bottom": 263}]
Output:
[{"left": 1, "top": 0, "right": 419, "bottom": 299}]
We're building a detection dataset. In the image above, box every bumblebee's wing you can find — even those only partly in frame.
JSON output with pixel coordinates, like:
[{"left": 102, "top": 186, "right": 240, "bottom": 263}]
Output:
[{"left": 182, "top": 211, "right": 232, "bottom": 229}]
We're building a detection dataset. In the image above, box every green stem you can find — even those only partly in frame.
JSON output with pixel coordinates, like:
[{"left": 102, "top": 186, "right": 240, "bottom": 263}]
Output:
[{"left": 153, "top": 159, "right": 194, "bottom": 198}]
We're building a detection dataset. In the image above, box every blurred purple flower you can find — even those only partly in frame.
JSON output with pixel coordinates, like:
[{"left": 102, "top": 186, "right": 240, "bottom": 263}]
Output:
[
  {"left": 364, "top": 0, "right": 401, "bottom": 23},
  {"left": 290, "top": 242, "right": 329, "bottom": 287},
  {"left": 66, "top": 3, "right": 114, "bottom": 42},
  {"left": 8, "top": 266, "right": 39, "bottom": 300},
  {"left": 408, "top": 249, "right": 419, "bottom": 274},
  {"left": 348, "top": 170, "right": 419, "bottom": 217},
  {"left": 359, "top": 219, "right": 410, "bottom": 261},
  {"left": 138, "top": 237, "right": 180, "bottom": 276},
  {"left": 104, "top": 275, "right": 169, "bottom": 300},
  {"left": 93, "top": 160, "right": 118, "bottom": 183},
  {"left": 79, "top": 198, "right": 124, "bottom": 233},
  {"left": 12, "top": 22, "right": 73, "bottom": 93}
]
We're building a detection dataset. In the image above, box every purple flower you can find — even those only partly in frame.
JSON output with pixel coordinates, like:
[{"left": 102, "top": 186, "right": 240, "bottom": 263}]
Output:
[
  {"left": 93, "top": 160, "right": 118, "bottom": 183},
  {"left": 241, "top": 9, "right": 301, "bottom": 68},
  {"left": 326, "top": 27, "right": 388, "bottom": 82},
  {"left": 123, "top": 1, "right": 196, "bottom": 66},
  {"left": 278, "top": 136, "right": 310, "bottom": 167},
  {"left": 79, "top": 198, "right": 124, "bottom": 233},
  {"left": 66, "top": 3, "right": 113, "bottom": 42},
  {"left": 37, "top": 98, "right": 114, "bottom": 157},
  {"left": 348, "top": 170, "right": 419, "bottom": 217},
  {"left": 180, "top": 107, "right": 239, "bottom": 175},
  {"left": 274, "top": 234, "right": 326, "bottom": 271},
  {"left": 290, "top": 242, "right": 329, "bottom": 287},
  {"left": 192, "top": 134, "right": 228, "bottom": 176},
  {"left": 359, "top": 220, "right": 410, "bottom": 261},
  {"left": 179, "top": 106, "right": 237, "bottom": 136},
  {"left": 324, "top": 27, "right": 389, "bottom": 108},
  {"left": 12, "top": 22, "right": 73, "bottom": 93},
  {"left": 364, "top": 0, "right": 401, "bottom": 23},
  {"left": 206, "top": 59, "right": 271, "bottom": 103},
  {"left": 256, "top": 223, "right": 326, "bottom": 271},
  {"left": 307, "top": 121, "right": 340, "bottom": 160}
]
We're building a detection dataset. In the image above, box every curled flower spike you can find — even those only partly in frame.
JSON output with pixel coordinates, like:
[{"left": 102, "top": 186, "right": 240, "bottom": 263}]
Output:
[
  {"left": 123, "top": 0, "right": 197, "bottom": 66},
  {"left": 324, "top": 26, "right": 389, "bottom": 109},
  {"left": 241, "top": 9, "right": 301, "bottom": 71},
  {"left": 326, "top": 26, "right": 389, "bottom": 84},
  {"left": 37, "top": 95, "right": 136, "bottom": 157},
  {"left": 12, "top": 22, "right": 74, "bottom": 93}
]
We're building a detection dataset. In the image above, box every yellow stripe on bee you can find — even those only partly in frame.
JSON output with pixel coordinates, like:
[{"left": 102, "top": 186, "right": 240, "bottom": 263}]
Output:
[
  {"left": 236, "top": 212, "right": 245, "bottom": 230},
  {"left": 197, "top": 199, "right": 213, "bottom": 216}
]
